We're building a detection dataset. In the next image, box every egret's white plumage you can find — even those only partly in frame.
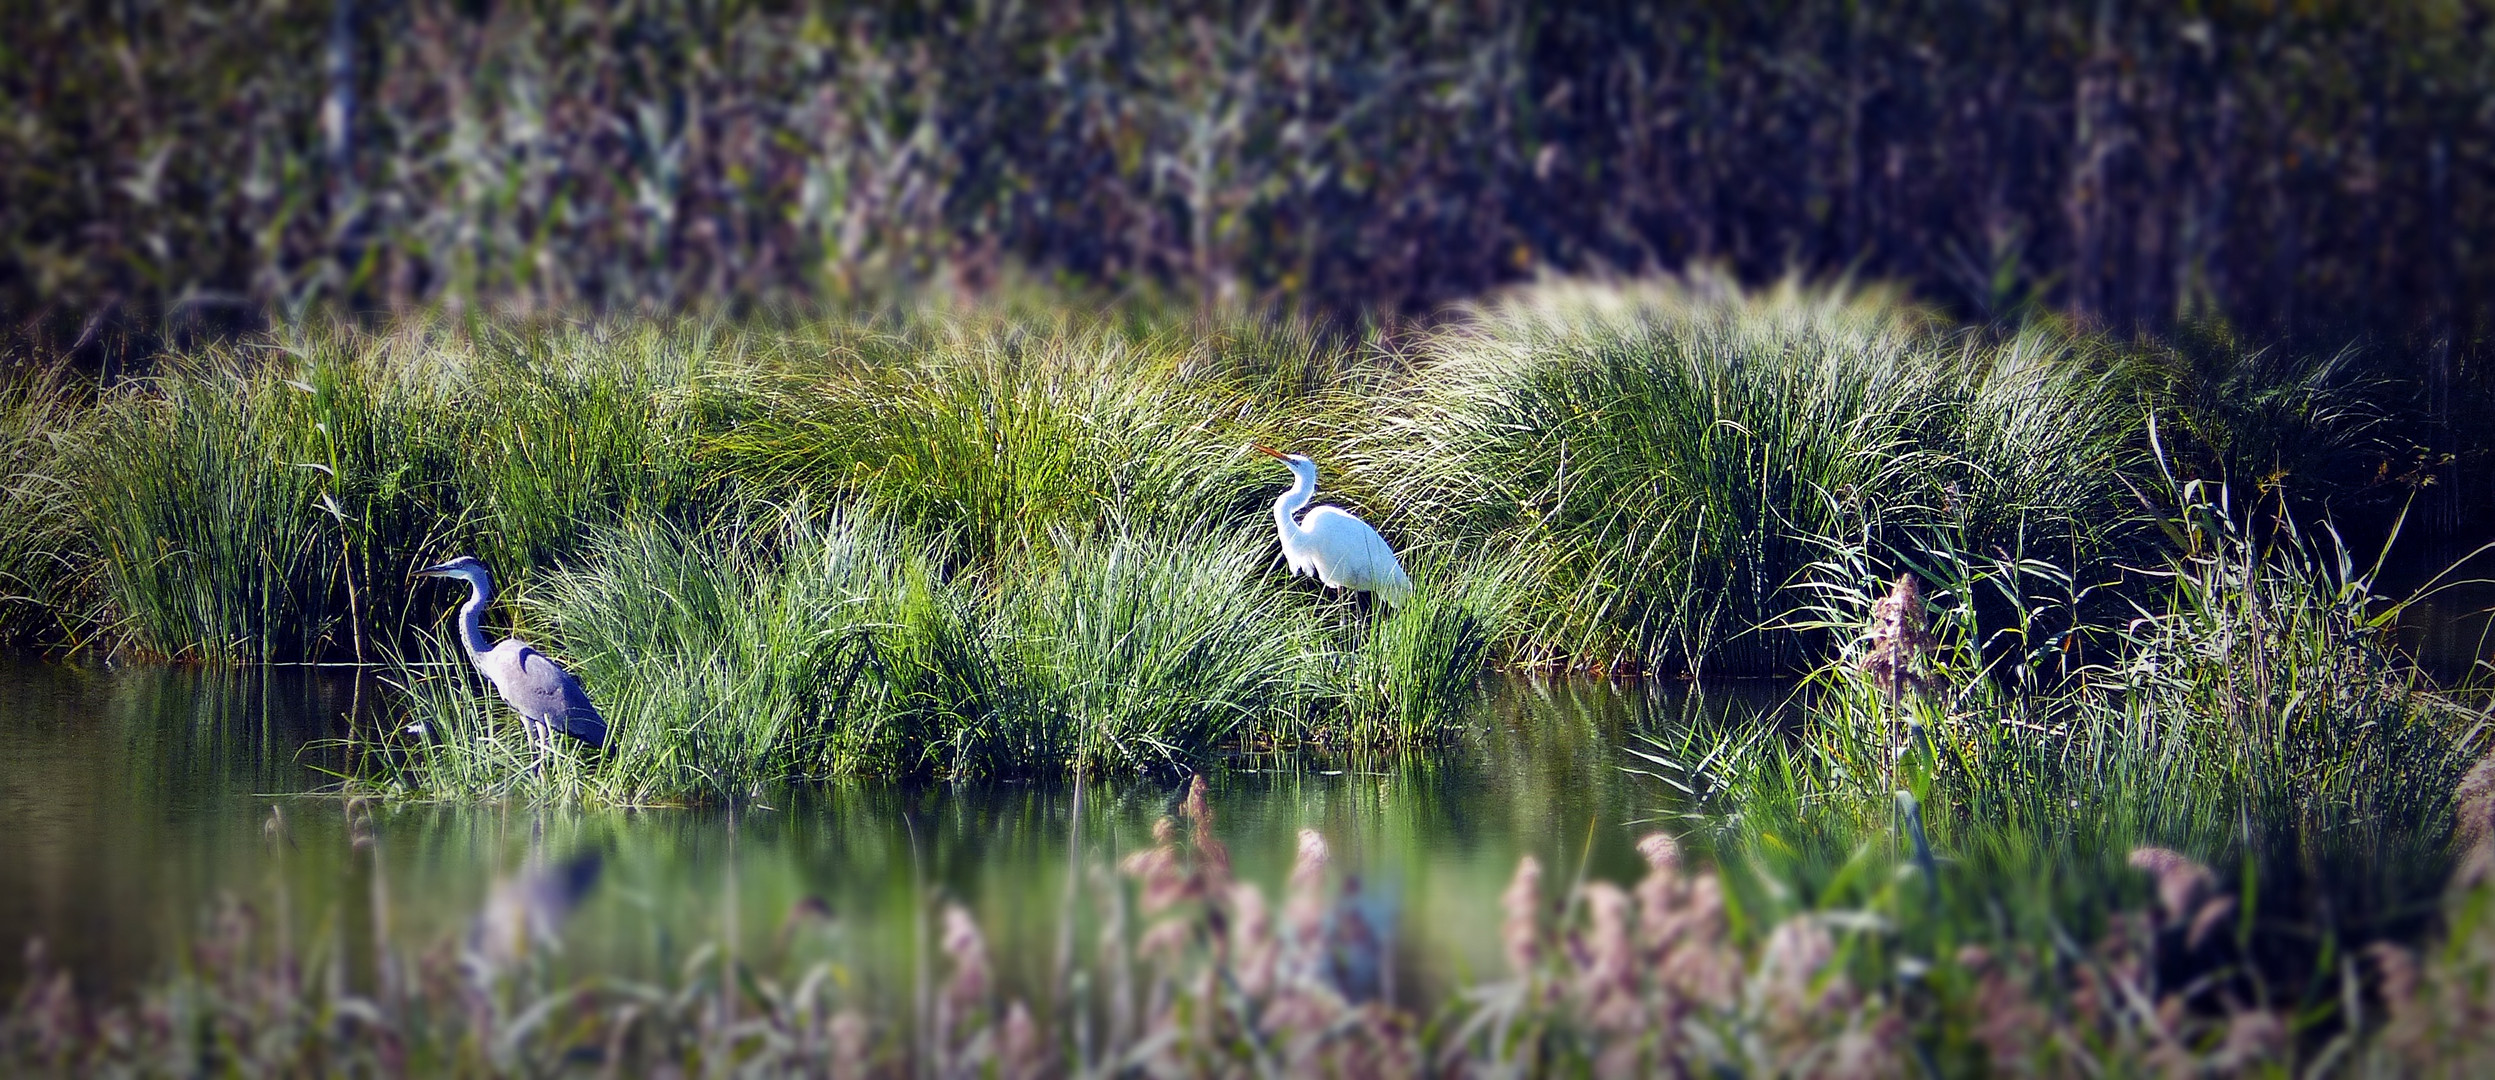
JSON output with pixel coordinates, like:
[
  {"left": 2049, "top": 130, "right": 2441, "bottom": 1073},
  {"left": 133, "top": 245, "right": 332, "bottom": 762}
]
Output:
[
  {"left": 1256, "top": 445, "right": 1413, "bottom": 606},
  {"left": 417, "top": 556, "right": 610, "bottom": 752}
]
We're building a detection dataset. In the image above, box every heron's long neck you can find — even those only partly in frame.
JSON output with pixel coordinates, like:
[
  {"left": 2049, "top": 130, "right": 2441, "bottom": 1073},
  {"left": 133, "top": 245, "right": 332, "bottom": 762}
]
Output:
[
  {"left": 455, "top": 576, "right": 493, "bottom": 657},
  {"left": 1272, "top": 468, "right": 1316, "bottom": 541}
]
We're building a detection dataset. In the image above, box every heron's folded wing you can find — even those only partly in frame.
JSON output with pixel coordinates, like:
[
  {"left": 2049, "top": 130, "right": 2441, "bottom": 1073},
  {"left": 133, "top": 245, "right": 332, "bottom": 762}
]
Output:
[{"left": 512, "top": 646, "right": 611, "bottom": 747}]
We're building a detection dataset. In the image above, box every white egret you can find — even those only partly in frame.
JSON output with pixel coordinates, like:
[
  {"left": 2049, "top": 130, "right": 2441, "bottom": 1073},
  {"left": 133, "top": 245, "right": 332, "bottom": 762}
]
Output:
[
  {"left": 416, "top": 556, "right": 611, "bottom": 755},
  {"left": 1254, "top": 445, "right": 1413, "bottom": 606}
]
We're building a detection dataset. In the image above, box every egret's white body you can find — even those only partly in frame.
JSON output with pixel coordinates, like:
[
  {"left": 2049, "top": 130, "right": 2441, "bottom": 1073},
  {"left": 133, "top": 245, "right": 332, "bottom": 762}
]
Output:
[
  {"left": 418, "top": 556, "right": 610, "bottom": 753},
  {"left": 1257, "top": 445, "right": 1413, "bottom": 606}
]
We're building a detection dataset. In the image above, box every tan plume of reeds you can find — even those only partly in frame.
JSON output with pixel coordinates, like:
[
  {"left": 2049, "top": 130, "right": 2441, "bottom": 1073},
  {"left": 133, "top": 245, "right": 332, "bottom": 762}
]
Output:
[
  {"left": 1500, "top": 853, "right": 1543, "bottom": 980},
  {"left": 2127, "top": 846, "right": 2237, "bottom": 951},
  {"left": 2451, "top": 750, "right": 2495, "bottom": 887},
  {"left": 1109, "top": 779, "right": 1418, "bottom": 1076},
  {"left": 1461, "top": 831, "right": 1902, "bottom": 1076},
  {"left": 2365, "top": 750, "right": 2495, "bottom": 1075},
  {"left": 1863, "top": 572, "right": 1937, "bottom": 702}
]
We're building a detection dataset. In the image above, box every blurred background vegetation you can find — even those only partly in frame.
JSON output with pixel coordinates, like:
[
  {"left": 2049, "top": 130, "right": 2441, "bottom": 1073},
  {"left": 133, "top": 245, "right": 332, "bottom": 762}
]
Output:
[
  {"left": 7, "top": 1, "right": 2487, "bottom": 335},
  {"left": 11, "top": 0, "right": 2493, "bottom": 533}
]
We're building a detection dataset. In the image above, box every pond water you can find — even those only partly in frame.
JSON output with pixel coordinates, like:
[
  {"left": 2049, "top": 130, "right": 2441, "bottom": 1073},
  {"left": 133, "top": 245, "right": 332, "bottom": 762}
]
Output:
[{"left": 0, "top": 659, "right": 1781, "bottom": 1008}]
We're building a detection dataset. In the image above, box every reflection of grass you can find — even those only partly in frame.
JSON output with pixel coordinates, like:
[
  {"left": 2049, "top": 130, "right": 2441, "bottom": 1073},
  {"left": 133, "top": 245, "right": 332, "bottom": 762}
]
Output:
[{"left": 14, "top": 764, "right": 2495, "bottom": 1074}]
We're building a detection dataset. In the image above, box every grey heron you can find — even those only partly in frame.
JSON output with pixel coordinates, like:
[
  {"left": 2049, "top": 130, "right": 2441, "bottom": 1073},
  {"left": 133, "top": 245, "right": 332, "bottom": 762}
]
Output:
[{"left": 416, "top": 556, "right": 610, "bottom": 755}]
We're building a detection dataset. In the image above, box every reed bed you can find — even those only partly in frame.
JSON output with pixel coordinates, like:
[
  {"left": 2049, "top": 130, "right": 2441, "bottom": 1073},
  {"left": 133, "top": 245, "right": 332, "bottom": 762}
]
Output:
[
  {"left": 8, "top": 463, "right": 2490, "bottom": 1065},
  {"left": 1354, "top": 275, "right": 2142, "bottom": 674},
  {"left": 708, "top": 314, "right": 1289, "bottom": 566},
  {"left": 31, "top": 321, "right": 721, "bottom": 662},
  {"left": 1625, "top": 483, "right": 2492, "bottom": 1054},
  {"left": 383, "top": 506, "right": 1496, "bottom": 799},
  {"left": 0, "top": 372, "right": 87, "bottom": 648},
  {"left": 0, "top": 279, "right": 2455, "bottom": 795},
  {"left": 16, "top": 2, "right": 2491, "bottom": 356}
]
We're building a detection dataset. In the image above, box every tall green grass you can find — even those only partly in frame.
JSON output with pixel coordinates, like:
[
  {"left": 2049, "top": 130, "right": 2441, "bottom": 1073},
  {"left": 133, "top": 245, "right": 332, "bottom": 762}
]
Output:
[
  {"left": 1356, "top": 275, "right": 2142, "bottom": 675},
  {"left": 77, "top": 365, "right": 342, "bottom": 661},
  {"left": 1, "top": 287, "right": 2452, "bottom": 791},
  {"left": 0, "top": 372, "right": 87, "bottom": 648},
  {"left": 999, "top": 526, "right": 1323, "bottom": 774},
  {"left": 380, "top": 505, "right": 1492, "bottom": 799},
  {"left": 391, "top": 507, "right": 966, "bottom": 803},
  {"left": 710, "top": 313, "right": 1291, "bottom": 565},
  {"left": 46, "top": 319, "right": 726, "bottom": 661},
  {"left": 1630, "top": 483, "right": 2487, "bottom": 1032}
]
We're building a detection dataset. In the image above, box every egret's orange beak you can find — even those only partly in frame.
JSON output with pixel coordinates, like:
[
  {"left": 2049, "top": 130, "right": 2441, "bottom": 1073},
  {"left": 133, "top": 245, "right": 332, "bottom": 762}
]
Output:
[{"left": 1253, "top": 444, "right": 1287, "bottom": 460}]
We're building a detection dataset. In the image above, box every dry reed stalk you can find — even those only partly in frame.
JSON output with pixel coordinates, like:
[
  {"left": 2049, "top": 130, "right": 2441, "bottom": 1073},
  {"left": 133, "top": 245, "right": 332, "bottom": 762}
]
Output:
[{"left": 1863, "top": 572, "right": 1937, "bottom": 702}]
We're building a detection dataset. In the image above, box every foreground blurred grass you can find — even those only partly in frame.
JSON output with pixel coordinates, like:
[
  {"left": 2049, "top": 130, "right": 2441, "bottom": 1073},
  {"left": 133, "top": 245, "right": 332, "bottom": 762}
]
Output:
[
  {"left": 0, "top": 279, "right": 2425, "bottom": 792},
  {"left": 9, "top": 706, "right": 2492, "bottom": 1075}
]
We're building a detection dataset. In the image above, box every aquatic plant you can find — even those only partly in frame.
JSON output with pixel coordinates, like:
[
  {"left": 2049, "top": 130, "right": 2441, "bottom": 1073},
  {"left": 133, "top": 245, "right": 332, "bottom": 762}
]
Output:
[
  {"left": 74, "top": 361, "right": 343, "bottom": 661},
  {"left": 38, "top": 319, "right": 726, "bottom": 662},
  {"left": 1631, "top": 482, "right": 2491, "bottom": 1047},
  {"left": 390, "top": 506, "right": 976, "bottom": 801},
  {"left": 380, "top": 506, "right": 1495, "bottom": 798},
  {"left": 996, "top": 526, "right": 1324, "bottom": 776},
  {"left": 0, "top": 371, "right": 87, "bottom": 647},
  {"left": 709, "top": 313, "right": 1288, "bottom": 566},
  {"left": 1355, "top": 275, "right": 2141, "bottom": 675}
]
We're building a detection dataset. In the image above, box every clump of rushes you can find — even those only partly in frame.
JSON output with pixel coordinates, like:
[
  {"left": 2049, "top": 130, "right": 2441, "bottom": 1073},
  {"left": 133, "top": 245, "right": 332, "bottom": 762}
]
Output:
[
  {"left": 75, "top": 361, "right": 341, "bottom": 661},
  {"left": 711, "top": 311, "right": 1291, "bottom": 567},
  {"left": 0, "top": 370, "right": 88, "bottom": 647},
  {"left": 1341, "top": 551, "right": 1518, "bottom": 750},
  {"left": 1638, "top": 482, "right": 2488, "bottom": 1043},
  {"left": 379, "top": 504, "right": 1498, "bottom": 798},
  {"left": 387, "top": 505, "right": 982, "bottom": 802},
  {"left": 49, "top": 318, "right": 729, "bottom": 663},
  {"left": 1355, "top": 274, "right": 2139, "bottom": 675},
  {"left": 2094, "top": 483, "right": 2486, "bottom": 959},
  {"left": 997, "top": 525, "right": 1324, "bottom": 775}
]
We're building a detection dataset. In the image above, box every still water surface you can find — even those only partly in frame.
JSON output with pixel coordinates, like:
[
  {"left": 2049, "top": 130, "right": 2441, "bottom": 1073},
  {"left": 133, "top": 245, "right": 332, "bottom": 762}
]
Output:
[{"left": 0, "top": 660, "right": 1776, "bottom": 1007}]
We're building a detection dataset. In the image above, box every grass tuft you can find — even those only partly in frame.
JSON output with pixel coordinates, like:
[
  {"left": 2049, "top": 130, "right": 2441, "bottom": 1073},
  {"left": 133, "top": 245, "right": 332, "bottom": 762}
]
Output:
[{"left": 1356, "top": 275, "right": 2140, "bottom": 674}]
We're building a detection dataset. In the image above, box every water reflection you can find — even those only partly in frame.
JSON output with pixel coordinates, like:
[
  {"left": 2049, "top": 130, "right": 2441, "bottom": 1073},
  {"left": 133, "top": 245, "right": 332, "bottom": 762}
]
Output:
[{"left": 0, "top": 660, "right": 1774, "bottom": 1007}]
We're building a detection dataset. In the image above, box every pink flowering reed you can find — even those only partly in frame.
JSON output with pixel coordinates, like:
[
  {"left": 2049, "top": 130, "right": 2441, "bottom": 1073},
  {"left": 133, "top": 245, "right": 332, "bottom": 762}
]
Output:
[{"left": 1501, "top": 855, "right": 1543, "bottom": 978}]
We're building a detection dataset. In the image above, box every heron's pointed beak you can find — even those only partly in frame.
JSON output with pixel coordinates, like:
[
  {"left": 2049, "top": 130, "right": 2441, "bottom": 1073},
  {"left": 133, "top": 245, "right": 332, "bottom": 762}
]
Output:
[
  {"left": 1253, "top": 444, "right": 1287, "bottom": 460},
  {"left": 414, "top": 560, "right": 458, "bottom": 578}
]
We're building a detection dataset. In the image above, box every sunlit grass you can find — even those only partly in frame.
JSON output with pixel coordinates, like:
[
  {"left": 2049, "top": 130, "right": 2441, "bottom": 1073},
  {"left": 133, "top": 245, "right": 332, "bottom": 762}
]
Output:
[
  {"left": 1629, "top": 484, "right": 2488, "bottom": 1037},
  {"left": 1353, "top": 275, "right": 2142, "bottom": 675},
  {"left": 0, "top": 285, "right": 2450, "bottom": 792},
  {"left": 379, "top": 505, "right": 1495, "bottom": 799},
  {"left": 709, "top": 312, "right": 1290, "bottom": 566}
]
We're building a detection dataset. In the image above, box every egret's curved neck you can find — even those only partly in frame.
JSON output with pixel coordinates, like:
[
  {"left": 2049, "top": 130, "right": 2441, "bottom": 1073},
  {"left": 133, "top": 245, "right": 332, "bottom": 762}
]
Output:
[
  {"left": 1272, "top": 465, "right": 1317, "bottom": 540},
  {"left": 453, "top": 573, "right": 493, "bottom": 657}
]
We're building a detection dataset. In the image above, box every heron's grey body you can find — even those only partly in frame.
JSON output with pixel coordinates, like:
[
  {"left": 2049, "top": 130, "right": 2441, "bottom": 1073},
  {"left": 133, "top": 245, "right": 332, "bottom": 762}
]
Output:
[{"left": 420, "top": 557, "right": 610, "bottom": 750}]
